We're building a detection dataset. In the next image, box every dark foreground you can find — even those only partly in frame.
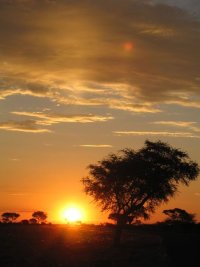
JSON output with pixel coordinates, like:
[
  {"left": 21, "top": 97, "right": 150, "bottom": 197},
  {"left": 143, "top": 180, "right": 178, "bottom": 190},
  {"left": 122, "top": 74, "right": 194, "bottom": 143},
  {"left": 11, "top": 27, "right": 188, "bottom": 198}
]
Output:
[{"left": 0, "top": 224, "right": 199, "bottom": 267}]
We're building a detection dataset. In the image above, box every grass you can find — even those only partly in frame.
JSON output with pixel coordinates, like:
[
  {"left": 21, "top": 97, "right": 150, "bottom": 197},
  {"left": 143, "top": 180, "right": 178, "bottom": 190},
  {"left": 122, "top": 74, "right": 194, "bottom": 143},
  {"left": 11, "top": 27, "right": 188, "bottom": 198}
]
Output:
[{"left": 0, "top": 223, "right": 199, "bottom": 267}]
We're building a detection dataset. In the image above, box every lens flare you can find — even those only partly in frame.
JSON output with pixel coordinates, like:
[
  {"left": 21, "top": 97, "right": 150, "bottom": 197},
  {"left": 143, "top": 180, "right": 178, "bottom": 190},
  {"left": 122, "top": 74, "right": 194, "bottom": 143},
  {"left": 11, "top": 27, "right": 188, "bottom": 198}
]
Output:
[{"left": 123, "top": 42, "right": 134, "bottom": 51}]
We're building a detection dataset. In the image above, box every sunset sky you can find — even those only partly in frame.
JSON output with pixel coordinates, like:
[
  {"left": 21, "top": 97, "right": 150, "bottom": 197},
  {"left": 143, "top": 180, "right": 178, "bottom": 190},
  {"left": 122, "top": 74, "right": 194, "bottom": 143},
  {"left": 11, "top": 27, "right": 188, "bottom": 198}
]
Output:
[{"left": 0, "top": 0, "right": 200, "bottom": 223}]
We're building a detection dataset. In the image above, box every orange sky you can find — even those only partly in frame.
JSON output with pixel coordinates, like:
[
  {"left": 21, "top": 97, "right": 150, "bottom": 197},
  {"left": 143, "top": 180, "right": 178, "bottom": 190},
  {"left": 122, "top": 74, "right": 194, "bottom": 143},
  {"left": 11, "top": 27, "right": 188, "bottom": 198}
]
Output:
[{"left": 0, "top": 0, "right": 200, "bottom": 224}]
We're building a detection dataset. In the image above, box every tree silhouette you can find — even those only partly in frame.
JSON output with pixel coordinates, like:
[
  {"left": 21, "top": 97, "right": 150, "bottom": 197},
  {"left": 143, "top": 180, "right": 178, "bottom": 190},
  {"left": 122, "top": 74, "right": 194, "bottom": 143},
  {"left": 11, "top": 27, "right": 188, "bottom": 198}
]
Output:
[
  {"left": 29, "top": 218, "right": 37, "bottom": 224},
  {"left": 1, "top": 212, "right": 20, "bottom": 223},
  {"left": 32, "top": 211, "right": 47, "bottom": 224},
  {"left": 82, "top": 140, "right": 199, "bottom": 245},
  {"left": 108, "top": 206, "right": 149, "bottom": 225},
  {"left": 163, "top": 208, "right": 196, "bottom": 224},
  {"left": 108, "top": 213, "right": 135, "bottom": 225},
  {"left": 21, "top": 219, "right": 29, "bottom": 225}
]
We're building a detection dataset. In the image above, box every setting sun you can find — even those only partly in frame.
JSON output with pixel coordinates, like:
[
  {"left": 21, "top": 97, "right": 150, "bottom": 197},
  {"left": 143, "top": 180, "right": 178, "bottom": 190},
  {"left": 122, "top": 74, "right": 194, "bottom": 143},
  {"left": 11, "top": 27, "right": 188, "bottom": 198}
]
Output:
[{"left": 63, "top": 207, "right": 82, "bottom": 223}]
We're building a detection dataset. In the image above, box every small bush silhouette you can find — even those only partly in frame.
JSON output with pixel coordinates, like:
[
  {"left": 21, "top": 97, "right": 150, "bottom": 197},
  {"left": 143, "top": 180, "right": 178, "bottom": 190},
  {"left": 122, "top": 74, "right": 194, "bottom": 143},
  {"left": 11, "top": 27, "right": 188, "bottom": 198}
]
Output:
[
  {"left": 1, "top": 212, "right": 20, "bottom": 223},
  {"left": 32, "top": 211, "right": 47, "bottom": 224},
  {"left": 163, "top": 208, "right": 196, "bottom": 224},
  {"left": 29, "top": 218, "right": 37, "bottom": 224},
  {"left": 21, "top": 219, "right": 29, "bottom": 225}
]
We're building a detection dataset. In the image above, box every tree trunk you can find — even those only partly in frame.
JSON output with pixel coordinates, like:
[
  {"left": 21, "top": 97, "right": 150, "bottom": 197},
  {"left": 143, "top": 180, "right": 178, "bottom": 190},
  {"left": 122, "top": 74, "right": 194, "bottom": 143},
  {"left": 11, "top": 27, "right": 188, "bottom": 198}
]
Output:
[
  {"left": 113, "top": 224, "right": 123, "bottom": 246},
  {"left": 113, "top": 217, "right": 126, "bottom": 246}
]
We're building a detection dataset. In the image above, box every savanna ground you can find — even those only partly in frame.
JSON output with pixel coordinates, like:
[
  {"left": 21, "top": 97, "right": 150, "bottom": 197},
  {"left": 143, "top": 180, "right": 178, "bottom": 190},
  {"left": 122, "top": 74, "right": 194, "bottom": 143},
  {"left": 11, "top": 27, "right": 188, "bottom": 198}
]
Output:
[{"left": 0, "top": 224, "right": 199, "bottom": 267}]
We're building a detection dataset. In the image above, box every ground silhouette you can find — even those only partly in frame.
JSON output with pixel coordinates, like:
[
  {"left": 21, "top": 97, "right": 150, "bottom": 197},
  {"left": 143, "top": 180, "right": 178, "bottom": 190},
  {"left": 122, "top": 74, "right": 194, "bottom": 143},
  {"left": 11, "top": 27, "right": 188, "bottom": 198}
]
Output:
[{"left": 0, "top": 223, "right": 200, "bottom": 267}]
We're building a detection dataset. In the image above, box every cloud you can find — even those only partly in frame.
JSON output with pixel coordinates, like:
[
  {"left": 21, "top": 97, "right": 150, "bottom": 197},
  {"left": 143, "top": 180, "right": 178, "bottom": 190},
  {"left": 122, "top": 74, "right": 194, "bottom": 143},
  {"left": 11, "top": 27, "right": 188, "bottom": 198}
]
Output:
[
  {"left": 7, "top": 193, "right": 29, "bottom": 197},
  {"left": 153, "top": 121, "right": 200, "bottom": 132},
  {"left": 10, "top": 158, "right": 21, "bottom": 161},
  {"left": 0, "top": 110, "right": 113, "bottom": 133},
  {"left": 12, "top": 111, "right": 114, "bottom": 124},
  {"left": 0, "top": 78, "right": 59, "bottom": 100},
  {"left": 150, "top": 0, "right": 200, "bottom": 17},
  {"left": 79, "top": 144, "right": 113, "bottom": 148},
  {"left": 0, "top": 120, "right": 50, "bottom": 133},
  {"left": 0, "top": 0, "right": 200, "bottom": 112},
  {"left": 114, "top": 131, "right": 200, "bottom": 138}
]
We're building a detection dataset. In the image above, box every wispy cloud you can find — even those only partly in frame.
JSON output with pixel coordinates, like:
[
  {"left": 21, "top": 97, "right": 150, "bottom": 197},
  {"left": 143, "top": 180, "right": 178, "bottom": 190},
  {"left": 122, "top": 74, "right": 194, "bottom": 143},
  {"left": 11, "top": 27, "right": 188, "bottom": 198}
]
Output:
[
  {"left": 79, "top": 144, "right": 113, "bottom": 148},
  {"left": 135, "top": 22, "right": 176, "bottom": 38},
  {"left": 7, "top": 193, "right": 29, "bottom": 197},
  {"left": 114, "top": 131, "right": 200, "bottom": 138},
  {"left": 0, "top": 120, "right": 50, "bottom": 133},
  {"left": 0, "top": 111, "right": 113, "bottom": 133},
  {"left": 12, "top": 111, "right": 114, "bottom": 124},
  {"left": 0, "top": 87, "right": 53, "bottom": 100},
  {"left": 153, "top": 121, "right": 200, "bottom": 132},
  {"left": 10, "top": 158, "right": 21, "bottom": 161}
]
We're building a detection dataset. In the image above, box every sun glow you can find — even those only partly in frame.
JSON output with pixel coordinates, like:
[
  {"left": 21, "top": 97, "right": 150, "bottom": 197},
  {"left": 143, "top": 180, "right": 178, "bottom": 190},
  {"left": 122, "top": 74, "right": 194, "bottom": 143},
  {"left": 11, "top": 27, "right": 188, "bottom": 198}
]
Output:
[{"left": 62, "top": 207, "right": 82, "bottom": 223}]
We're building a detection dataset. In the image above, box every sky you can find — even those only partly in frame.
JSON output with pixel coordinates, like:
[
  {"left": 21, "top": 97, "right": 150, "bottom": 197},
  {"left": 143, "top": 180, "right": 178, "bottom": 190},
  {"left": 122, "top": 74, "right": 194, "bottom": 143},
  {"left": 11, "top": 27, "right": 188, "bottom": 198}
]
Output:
[{"left": 0, "top": 0, "right": 200, "bottom": 223}]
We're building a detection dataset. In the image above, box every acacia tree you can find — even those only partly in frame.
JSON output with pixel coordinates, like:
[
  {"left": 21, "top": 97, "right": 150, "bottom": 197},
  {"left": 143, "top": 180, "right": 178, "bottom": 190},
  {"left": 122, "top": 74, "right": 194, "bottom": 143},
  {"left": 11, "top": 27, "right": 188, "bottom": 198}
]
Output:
[
  {"left": 82, "top": 140, "right": 199, "bottom": 245},
  {"left": 1, "top": 212, "right": 20, "bottom": 223},
  {"left": 32, "top": 211, "right": 47, "bottom": 224},
  {"left": 163, "top": 208, "right": 196, "bottom": 224}
]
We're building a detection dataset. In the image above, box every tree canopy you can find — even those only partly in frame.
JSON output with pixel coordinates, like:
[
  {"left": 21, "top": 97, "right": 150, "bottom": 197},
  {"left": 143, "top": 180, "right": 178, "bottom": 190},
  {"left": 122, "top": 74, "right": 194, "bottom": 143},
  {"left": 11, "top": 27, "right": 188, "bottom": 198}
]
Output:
[
  {"left": 82, "top": 140, "right": 199, "bottom": 243},
  {"left": 163, "top": 208, "right": 196, "bottom": 224},
  {"left": 32, "top": 211, "right": 47, "bottom": 224},
  {"left": 1, "top": 212, "right": 20, "bottom": 223}
]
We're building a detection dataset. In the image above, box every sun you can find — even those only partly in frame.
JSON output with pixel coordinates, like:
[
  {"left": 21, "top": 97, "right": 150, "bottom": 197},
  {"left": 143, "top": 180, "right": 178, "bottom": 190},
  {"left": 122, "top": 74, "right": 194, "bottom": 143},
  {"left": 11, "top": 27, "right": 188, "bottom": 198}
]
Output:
[{"left": 63, "top": 207, "right": 82, "bottom": 223}]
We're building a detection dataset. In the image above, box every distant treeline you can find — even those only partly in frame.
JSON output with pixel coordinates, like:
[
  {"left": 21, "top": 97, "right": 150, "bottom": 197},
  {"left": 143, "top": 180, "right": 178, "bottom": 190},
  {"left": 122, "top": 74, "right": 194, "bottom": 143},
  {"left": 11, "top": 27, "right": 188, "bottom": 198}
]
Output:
[
  {"left": 0, "top": 207, "right": 198, "bottom": 226},
  {"left": 0, "top": 211, "right": 48, "bottom": 224}
]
